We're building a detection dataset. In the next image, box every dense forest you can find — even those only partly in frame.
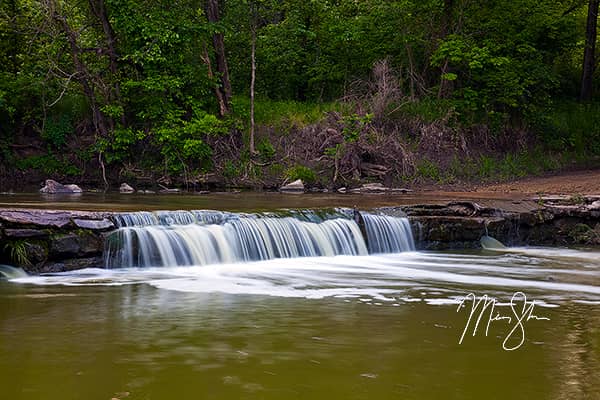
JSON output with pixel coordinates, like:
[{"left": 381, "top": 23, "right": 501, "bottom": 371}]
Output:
[{"left": 1, "top": 0, "right": 599, "bottom": 190}]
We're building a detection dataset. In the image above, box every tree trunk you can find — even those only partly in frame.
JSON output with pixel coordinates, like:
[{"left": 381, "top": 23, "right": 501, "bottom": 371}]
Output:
[
  {"left": 438, "top": 0, "right": 454, "bottom": 99},
  {"left": 206, "top": 0, "right": 232, "bottom": 112},
  {"left": 201, "top": 42, "right": 228, "bottom": 117},
  {"left": 249, "top": 26, "right": 256, "bottom": 154},
  {"left": 580, "top": 0, "right": 599, "bottom": 101},
  {"left": 88, "top": 0, "right": 122, "bottom": 127},
  {"left": 52, "top": 7, "right": 108, "bottom": 138}
]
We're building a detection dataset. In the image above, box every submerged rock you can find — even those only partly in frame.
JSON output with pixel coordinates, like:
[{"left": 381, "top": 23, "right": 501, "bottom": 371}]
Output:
[
  {"left": 119, "top": 183, "right": 135, "bottom": 193},
  {"left": 280, "top": 179, "right": 304, "bottom": 193},
  {"left": 40, "top": 179, "right": 82, "bottom": 194}
]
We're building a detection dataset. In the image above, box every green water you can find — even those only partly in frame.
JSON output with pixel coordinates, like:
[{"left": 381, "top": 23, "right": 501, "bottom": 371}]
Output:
[{"left": 1, "top": 249, "right": 600, "bottom": 399}]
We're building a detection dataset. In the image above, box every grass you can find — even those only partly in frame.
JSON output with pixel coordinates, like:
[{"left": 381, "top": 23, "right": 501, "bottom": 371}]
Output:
[
  {"left": 536, "top": 100, "right": 600, "bottom": 156},
  {"left": 232, "top": 96, "right": 348, "bottom": 129},
  {"left": 414, "top": 149, "right": 567, "bottom": 185}
]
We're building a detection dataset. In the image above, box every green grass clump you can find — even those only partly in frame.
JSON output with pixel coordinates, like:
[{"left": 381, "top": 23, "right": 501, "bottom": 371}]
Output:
[
  {"left": 233, "top": 97, "right": 347, "bottom": 128},
  {"left": 284, "top": 165, "right": 317, "bottom": 184}
]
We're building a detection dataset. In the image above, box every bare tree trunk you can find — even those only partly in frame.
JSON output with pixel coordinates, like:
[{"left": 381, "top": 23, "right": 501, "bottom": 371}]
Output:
[
  {"left": 580, "top": 0, "right": 599, "bottom": 101},
  {"left": 88, "top": 0, "right": 122, "bottom": 127},
  {"left": 201, "top": 42, "right": 228, "bottom": 117},
  {"left": 206, "top": 0, "right": 232, "bottom": 111},
  {"left": 249, "top": 26, "right": 256, "bottom": 154}
]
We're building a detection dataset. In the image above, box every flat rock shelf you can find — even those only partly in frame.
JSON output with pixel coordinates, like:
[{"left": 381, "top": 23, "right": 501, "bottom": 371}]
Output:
[{"left": 1, "top": 197, "right": 599, "bottom": 274}]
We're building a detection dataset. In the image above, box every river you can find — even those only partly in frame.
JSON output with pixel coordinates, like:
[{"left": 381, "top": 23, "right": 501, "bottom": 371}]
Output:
[{"left": 0, "top": 193, "right": 598, "bottom": 399}]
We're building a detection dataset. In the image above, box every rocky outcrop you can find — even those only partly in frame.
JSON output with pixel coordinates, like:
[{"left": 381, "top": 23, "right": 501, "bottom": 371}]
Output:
[
  {"left": 39, "top": 179, "right": 83, "bottom": 194},
  {"left": 378, "top": 198, "right": 600, "bottom": 250},
  {"left": 0, "top": 209, "right": 113, "bottom": 273}
]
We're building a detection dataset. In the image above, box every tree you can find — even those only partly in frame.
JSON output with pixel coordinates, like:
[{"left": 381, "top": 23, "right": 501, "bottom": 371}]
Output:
[
  {"left": 206, "top": 0, "right": 232, "bottom": 115},
  {"left": 580, "top": 0, "right": 599, "bottom": 101}
]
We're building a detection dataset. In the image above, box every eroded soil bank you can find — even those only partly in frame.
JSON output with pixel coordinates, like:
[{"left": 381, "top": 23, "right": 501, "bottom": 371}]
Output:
[{"left": 1, "top": 194, "right": 599, "bottom": 274}]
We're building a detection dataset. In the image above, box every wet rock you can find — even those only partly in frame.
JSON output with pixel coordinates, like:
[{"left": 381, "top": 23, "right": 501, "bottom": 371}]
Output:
[
  {"left": 588, "top": 200, "right": 600, "bottom": 211},
  {"left": 41, "top": 257, "right": 103, "bottom": 273},
  {"left": 23, "top": 242, "right": 48, "bottom": 266},
  {"left": 0, "top": 210, "right": 73, "bottom": 228},
  {"left": 73, "top": 218, "right": 114, "bottom": 230},
  {"left": 280, "top": 179, "right": 304, "bottom": 193},
  {"left": 119, "top": 183, "right": 135, "bottom": 193},
  {"left": 64, "top": 184, "right": 83, "bottom": 193},
  {"left": 50, "top": 234, "right": 80, "bottom": 257},
  {"left": 4, "top": 229, "right": 47, "bottom": 238},
  {"left": 49, "top": 232, "right": 102, "bottom": 258},
  {"left": 40, "top": 179, "right": 82, "bottom": 194}
]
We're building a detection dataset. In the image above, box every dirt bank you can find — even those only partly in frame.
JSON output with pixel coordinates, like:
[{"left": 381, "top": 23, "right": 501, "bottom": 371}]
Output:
[{"left": 474, "top": 170, "right": 600, "bottom": 195}]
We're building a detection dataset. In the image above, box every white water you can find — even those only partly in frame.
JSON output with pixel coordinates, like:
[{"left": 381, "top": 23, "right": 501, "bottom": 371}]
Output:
[
  {"left": 105, "top": 210, "right": 414, "bottom": 268},
  {"left": 14, "top": 248, "right": 600, "bottom": 305}
]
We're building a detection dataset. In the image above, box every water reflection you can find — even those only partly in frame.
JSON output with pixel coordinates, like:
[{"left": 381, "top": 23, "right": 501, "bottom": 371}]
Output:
[{"left": 1, "top": 247, "right": 599, "bottom": 399}]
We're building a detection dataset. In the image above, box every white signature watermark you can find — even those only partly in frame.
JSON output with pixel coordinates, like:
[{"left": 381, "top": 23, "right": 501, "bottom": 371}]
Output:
[{"left": 456, "top": 292, "right": 550, "bottom": 351}]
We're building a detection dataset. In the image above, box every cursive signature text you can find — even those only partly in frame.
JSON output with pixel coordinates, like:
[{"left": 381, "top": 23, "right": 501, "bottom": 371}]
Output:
[{"left": 456, "top": 292, "right": 550, "bottom": 351}]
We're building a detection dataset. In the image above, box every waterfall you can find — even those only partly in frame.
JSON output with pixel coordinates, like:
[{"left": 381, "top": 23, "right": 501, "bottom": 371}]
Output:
[
  {"left": 105, "top": 210, "right": 415, "bottom": 268},
  {"left": 361, "top": 213, "right": 415, "bottom": 253}
]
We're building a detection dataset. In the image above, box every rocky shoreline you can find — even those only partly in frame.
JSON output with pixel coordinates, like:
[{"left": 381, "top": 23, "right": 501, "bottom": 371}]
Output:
[{"left": 1, "top": 197, "right": 599, "bottom": 274}]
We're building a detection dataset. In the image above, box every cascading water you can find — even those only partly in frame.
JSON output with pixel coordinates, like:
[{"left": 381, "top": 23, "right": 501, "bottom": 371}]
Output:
[
  {"left": 104, "top": 209, "right": 415, "bottom": 268},
  {"left": 361, "top": 213, "right": 415, "bottom": 253}
]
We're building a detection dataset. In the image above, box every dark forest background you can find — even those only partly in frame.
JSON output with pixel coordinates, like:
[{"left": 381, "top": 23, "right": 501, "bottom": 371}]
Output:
[{"left": 1, "top": 0, "right": 600, "bottom": 190}]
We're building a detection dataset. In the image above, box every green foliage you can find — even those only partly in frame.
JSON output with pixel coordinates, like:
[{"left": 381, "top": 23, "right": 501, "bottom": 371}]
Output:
[
  {"left": 3, "top": 240, "right": 31, "bottom": 267},
  {"left": 42, "top": 115, "right": 72, "bottom": 148},
  {"left": 223, "top": 160, "right": 242, "bottom": 180},
  {"left": 256, "top": 139, "right": 276, "bottom": 162},
  {"left": 284, "top": 165, "right": 316, "bottom": 184},
  {"left": 0, "top": 0, "right": 597, "bottom": 188},
  {"left": 341, "top": 113, "right": 373, "bottom": 142},
  {"left": 233, "top": 97, "right": 343, "bottom": 128},
  {"left": 533, "top": 101, "right": 600, "bottom": 155},
  {"left": 416, "top": 159, "right": 442, "bottom": 182},
  {"left": 15, "top": 154, "right": 81, "bottom": 176}
]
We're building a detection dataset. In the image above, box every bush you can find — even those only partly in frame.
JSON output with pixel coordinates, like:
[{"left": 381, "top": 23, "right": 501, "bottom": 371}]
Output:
[{"left": 284, "top": 165, "right": 317, "bottom": 184}]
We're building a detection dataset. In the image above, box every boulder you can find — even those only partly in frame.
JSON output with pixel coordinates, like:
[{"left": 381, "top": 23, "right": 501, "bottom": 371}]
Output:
[
  {"left": 49, "top": 232, "right": 103, "bottom": 258},
  {"left": 50, "top": 234, "right": 81, "bottom": 257},
  {"left": 120, "top": 183, "right": 135, "bottom": 193},
  {"left": 280, "top": 179, "right": 304, "bottom": 193},
  {"left": 64, "top": 184, "right": 83, "bottom": 193},
  {"left": 40, "top": 179, "right": 82, "bottom": 194}
]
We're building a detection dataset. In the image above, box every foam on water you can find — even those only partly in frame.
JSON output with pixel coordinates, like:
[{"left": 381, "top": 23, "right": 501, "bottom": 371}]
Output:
[{"left": 12, "top": 249, "right": 600, "bottom": 305}]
